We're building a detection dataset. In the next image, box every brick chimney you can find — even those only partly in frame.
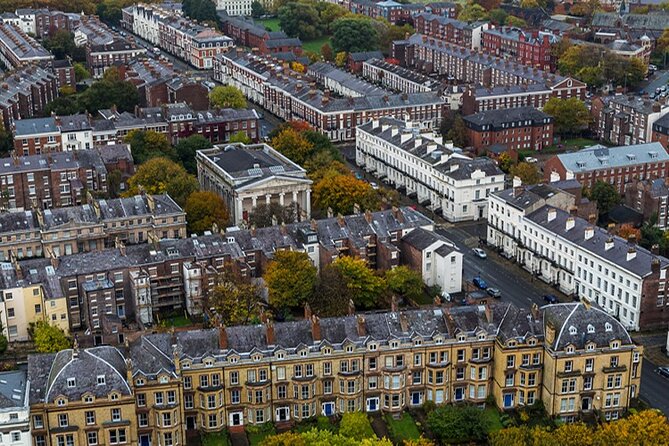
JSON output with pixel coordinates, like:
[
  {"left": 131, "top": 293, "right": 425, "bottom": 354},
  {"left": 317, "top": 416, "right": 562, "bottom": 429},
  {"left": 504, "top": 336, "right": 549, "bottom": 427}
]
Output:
[
  {"left": 484, "top": 304, "right": 493, "bottom": 324},
  {"left": 310, "top": 314, "right": 321, "bottom": 341},
  {"left": 265, "top": 320, "right": 275, "bottom": 346},
  {"left": 364, "top": 210, "right": 373, "bottom": 224},
  {"left": 304, "top": 302, "right": 312, "bottom": 319},
  {"left": 530, "top": 303, "right": 540, "bottom": 321},
  {"left": 337, "top": 214, "right": 345, "bottom": 228},
  {"left": 356, "top": 315, "right": 366, "bottom": 337},
  {"left": 399, "top": 312, "right": 409, "bottom": 332},
  {"left": 391, "top": 295, "right": 399, "bottom": 313},
  {"left": 219, "top": 324, "right": 228, "bottom": 349}
]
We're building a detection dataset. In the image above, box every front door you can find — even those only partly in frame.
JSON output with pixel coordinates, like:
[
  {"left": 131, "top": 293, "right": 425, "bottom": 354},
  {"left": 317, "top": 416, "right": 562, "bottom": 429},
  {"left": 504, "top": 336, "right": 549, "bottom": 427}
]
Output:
[
  {"left": 366, "top": 397, "right": 379, "bottom": 412},
  {"left": 229, "top": 412, "right": 243, "bottom": 426},
  {"left": 503, "top": 393, "right": 514, "bottom": 409},
  {"left": 322, "top": 402, "right": 334, "bottom": 416},
  {"left": 275, "top": 407, "right": 290, "bottom": 422},
  {"left": 139, "top": 435, "right": 150, "bottom": 446},
  {"left": 186, "top": 416, "right": 196, "bottom": 430},
  {"left": 582, "top": 397, "right": 591, "bottom": 411},
  {"left": 411, "top": 392, "right": 422, "bottom": 406}
]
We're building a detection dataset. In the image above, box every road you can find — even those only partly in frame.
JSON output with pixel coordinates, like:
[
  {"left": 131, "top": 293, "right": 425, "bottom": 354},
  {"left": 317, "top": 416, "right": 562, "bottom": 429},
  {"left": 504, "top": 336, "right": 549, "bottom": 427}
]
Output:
[
  {"left": 641, "top": 69, "right": 669, "bottom": 95},
  {"left": 435, "top": 222, "right": 566, "bottom": 311},
  {"left": 125, "top": 31, "right": 200, "bottom": 74},
  {"left": 640, "top": 359, "right": 669, "bottom": 416}
]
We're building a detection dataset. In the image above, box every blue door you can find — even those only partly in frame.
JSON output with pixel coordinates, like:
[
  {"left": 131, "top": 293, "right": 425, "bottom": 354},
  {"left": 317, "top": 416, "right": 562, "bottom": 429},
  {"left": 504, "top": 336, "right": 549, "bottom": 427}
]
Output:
[
  {"left": 367, "top": 398, "right": 378, "bottom": 411},
  {"left": 140, "top": 435, "right": 150, "bottom": 446},
  {"left": 412, "top": 392, "right": 421, "bottom": 405},
  {"left": 323, "top": 402, "right": 334, "bottom": 416},
  {"left": 504, "top": 393, "right": 514, "bottom": 408}
]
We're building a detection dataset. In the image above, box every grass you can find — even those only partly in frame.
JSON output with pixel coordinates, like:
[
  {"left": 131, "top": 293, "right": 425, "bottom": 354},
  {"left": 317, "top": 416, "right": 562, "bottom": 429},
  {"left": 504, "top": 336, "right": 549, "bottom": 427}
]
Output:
[
  {"left": 201, "top": 432, "right": 231, "bottom": 446},
  {"left": 483, "top": 407, "right": 504, "bottom": 433},
  {"left": 253, "top": 16, "right": 332, "bottom": 55},
  {"left": 162, "top": 315, "right": 192, "bottom": 327},
  {"left": 255, "top": 17, "right": 281, "bottom": 32},
  {"left": 247, "top": 424, "right": 276, "bottom": 446},
  {"left": 384, "top": 412, "right": 422, "bottom": 443}
]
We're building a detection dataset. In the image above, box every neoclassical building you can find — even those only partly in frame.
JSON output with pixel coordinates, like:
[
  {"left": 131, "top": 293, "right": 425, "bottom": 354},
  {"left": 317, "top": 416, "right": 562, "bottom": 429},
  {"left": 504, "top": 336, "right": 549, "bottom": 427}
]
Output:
[{"left": 196, "top": 143, "right": 312, "bottom": 225}]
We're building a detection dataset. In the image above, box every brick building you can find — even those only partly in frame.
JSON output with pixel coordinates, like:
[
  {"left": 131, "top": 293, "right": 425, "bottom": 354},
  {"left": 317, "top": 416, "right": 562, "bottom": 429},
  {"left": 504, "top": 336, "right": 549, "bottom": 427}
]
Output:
[
  {"left": 544, "top": 142, "right": 669, "bottom": 192},
  {"left": 362, "top": 58, "right": 440, "bottom": 94},
  {"left": 13, "top": 114, "right": 93, "bottom": 155},
  {"left": 463, "top": 107, "right": 554, "bottom": 154},
  {"left": 219, "top": 15, "right": 302, "bottom": 56},
  {"left": 0, "top": 22, "right": 53, "bottom": 68},
  {"left": 461, "top": 84, "right": 554, "bottom": 115},
  {"left": 347, "top": 50, "right": 385, "bottom": 74},
  {"left": 14, "top": 8, "right": 81, "bottom": 38},
  {"left": 0, "top": 65, "right": 59, "bottom": 131},
  {"left": 624, "top": 178, "right": 669, "bottom": 230},
  {"left": 51, "top": 59, "right": 76, "bottom": 90},
  {"left": 481, "top": 27, "right": 559, "bottom": 72},
  {"left": 591, "top": 95, "right": 669, "bottom": 146},
  {"left": 650, "top": 112, "right": 669, "bottom": 149},
  {"left": 414, "top": 13, "right": 489, "bottom": 50}
]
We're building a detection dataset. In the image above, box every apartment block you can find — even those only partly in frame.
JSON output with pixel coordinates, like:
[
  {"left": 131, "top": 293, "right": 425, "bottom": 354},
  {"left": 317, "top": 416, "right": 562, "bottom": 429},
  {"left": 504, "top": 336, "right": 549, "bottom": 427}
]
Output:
[
  {"left": 651, "top": 112, "right": 669, "bottom": 150},
  {"left": 591, "top": 96, "right": 669, "bottom": 146},
  {"left": 345, "top": 1, "right": 456, "bottom": 26},
  {"left": 0, "top": 148, "right": 134, "bottom": 211},
  {"left": 414, "top": 13, "right": 489, "bottom": 50},
  {"left": 481, "top": 27, "right": 558, "bottom": 72},
  {"left": 463, "top": 107, "right": 554, "bottom": 154},
  {"left": 461, "top": 84, "right": 555, "bottom": 115},
  {"left": 14, "top": 8, "right": 81, "bottom": 38},
  {"left": 219, "top": 15, "right": 302, "bottom": 56},
  {"left": 624, "top": 178, "right": 669, "bottom": 230},
  {"left": 52, "top": 59, "right": 76, "bottom": 90},
  {"left": 362, "top": 58, "right": 440, "bottom": 94},
  {"left": 307, "top": 62, "right": 388, "bottom": 98},
  {"left": 214, "top": 51, "right": 444, "bottom": 141},
  {"left": 356, "top": 118, "right": 504, "bottom": 222},
  {"left": 488, "top": 188, "right": 669, "bottom": 330},
  {"left": 13, "top": 114, "right": 93, "bottom": 155},
  {"left": 27, "top": 301, "right": 642, "bottom": 442},
  {"left": 0, "top": 65, "right": 59, "bottom": 131},
  {"left": 543, "top": 142, "right": 669, "bottom": 193},
  {"left": 196, "top": 143, "right": 312, "bottom": 225},
  {"left": 347, "top": 51, "right": 385, "bottom": 74},
  {"left": 0, "top": 370, "right": 30, "bottom": 446},
  {"left": 0, "top": 22, "right": 53, "bottom": 68}
]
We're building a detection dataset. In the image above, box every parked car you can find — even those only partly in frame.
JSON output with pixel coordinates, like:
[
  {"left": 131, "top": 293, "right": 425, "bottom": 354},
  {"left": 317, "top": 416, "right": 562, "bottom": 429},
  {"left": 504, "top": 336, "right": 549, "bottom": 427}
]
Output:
[
  {"left": 473, "top": 277, "right": 488, "bottom": 289},
  {"left": 486, "top": 287, "right": 501, "bottom": 298},
  {"left": 354, "top": 171, "right": 364, "bottom": 180},
  {"left": 440, "top": 291, "right": 451, "bottom": 302},
  {"left": 658, "top": 367, "right": 669, "bottom": 379},
  {"left": 543, "top": 294, "right": 558, "bottom": 304},
  {"left": 472, "top": 248, "right": 487, "bottom": 259},
  {"left": 369, "top": 181, "right": 379, "bottom": 190},
  {"left": 525, "top": 157, "right": 538, "bottom": 163}
]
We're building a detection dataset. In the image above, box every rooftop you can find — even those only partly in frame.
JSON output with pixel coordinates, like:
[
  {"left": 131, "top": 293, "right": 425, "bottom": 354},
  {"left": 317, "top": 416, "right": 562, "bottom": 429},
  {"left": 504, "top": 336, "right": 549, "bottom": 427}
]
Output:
[
  {"left": 0, "top": 22, "right": 53, "bottom": 63},
  {"left": 554, "top": 142, "right": 669, "bottom": 172},
  {"left": 462, "top": 106, "right": 551, "bottom": 129}
]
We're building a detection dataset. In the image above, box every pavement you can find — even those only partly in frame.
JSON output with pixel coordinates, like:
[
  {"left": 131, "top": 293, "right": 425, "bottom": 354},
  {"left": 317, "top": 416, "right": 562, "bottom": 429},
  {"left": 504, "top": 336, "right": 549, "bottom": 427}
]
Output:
[{"left": 641, "top": 69, "right": 669, "bottom": 95}]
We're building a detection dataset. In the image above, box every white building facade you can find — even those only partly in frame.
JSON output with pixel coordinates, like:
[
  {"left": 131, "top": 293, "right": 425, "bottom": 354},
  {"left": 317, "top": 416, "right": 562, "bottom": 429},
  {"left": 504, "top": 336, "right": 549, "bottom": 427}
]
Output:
[
  {"left": 356, "top": 118, "right": 505, "bottom": 222},
  {"left": 216, "top": 0, "right": 253, "bottom": 16},
  {"left": 0, "top": 371, "right": 30, "bottom": 446}
]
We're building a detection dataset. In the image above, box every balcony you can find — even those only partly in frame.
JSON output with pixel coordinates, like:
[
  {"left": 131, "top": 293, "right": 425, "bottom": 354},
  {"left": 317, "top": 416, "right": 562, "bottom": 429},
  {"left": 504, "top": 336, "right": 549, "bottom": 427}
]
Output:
[
  {"left": 556, "top": 369, "right": 581, "bottom": 378},
  {"left": 602, "top": 365, "right": 627, "bottom": 373}
]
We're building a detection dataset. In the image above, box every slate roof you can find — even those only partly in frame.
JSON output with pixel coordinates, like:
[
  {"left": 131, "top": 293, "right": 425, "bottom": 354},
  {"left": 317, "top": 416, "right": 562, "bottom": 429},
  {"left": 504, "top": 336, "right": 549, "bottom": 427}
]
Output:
[
  {"left": 543, "top": 302, "right": 632, "bottom": 351},
  {"left": 401, "top": 226, "right": 454, "bottom": 251},
  {"left": 497, "top": 305, "right": 543, "bottom": 343},
  {"left": 0, "top": 150, "right": 106, "bottom": 175},
  {"left": 0, "top": 370, "right": 27, "bottom": 408},
  {"left": 129, "top": 334, "right": 178, "bottom": 378},
  {"left": 526, "top": 205, "right": 669, "bottom": 277},
  {"left": 462, "top": 106, "right": 551, "bottom": 129},
  {"left": 554, "top": 142, "right": 669, "bottom": 173},
  {"left": 436, "top": 157, "right": 503, "bottom": 180},
  {"left": 308, "top": 62, "right": 388, "bottom": 97},
  {"left": 364, "top": 58, "right": 440, "bottom": 89},
  {"left": 483, "top": 27, "right": 560, "bottom": 44},
  {"left": 0, "top": 210, "right": 38, "bottom": 234},
  {"left": 0, "top": 22, "right": 53, "bottom": 62},
  {"left": 349, "top": 51, "right": 384, "bottom": 62}
]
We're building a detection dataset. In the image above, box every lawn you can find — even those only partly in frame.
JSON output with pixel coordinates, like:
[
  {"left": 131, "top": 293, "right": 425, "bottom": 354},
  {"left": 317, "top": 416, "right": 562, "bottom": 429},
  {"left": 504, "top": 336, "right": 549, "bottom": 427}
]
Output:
[
  {"left": 384, "top": 413, "right": 422, "bottom": 444},
  {"left": 162, "top": 315, "right": 192, "bottom": 327},
  {"left": 247, "top": 425, "right": 276, "bottom": 446},
  {"left": 201, "top": 432, "right": 231, "bottom": 446},
  {"left": 483, "top": 407, "right": 504, "bottom": 433},
  {"left": 255, "top": 17, "right": 281, "bottom": 32},
  {"left": 254, "top": 17, "right": 332, "bottom": 55}
]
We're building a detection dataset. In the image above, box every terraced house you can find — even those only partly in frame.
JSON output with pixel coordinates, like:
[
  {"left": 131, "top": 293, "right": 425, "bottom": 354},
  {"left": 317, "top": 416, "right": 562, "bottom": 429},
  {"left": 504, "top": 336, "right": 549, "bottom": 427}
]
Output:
[{"left": 27, "top": 301, "right": 642, "bottom": 442}]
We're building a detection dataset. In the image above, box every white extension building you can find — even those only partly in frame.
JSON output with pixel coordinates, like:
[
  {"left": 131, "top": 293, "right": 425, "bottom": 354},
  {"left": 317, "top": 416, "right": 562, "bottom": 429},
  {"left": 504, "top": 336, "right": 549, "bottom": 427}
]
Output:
[
  {"left": 487, "top": 187, "right": 669, "bottom": 331},
  {"left": 0, "top": 370, "right": 30, "bottom": 446},
  {"left": 216, "top": 0, "right": 253, "bottom": 16},
  {"left": 356, "top": 117, "right": 505, "bottom": 222}
]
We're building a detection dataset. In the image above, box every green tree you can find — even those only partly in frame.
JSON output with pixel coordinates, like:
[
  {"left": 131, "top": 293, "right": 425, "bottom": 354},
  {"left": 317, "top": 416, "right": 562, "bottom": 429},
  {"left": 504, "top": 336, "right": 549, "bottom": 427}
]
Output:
[
  {"left": 77, "top": 68, "right": 140, "bottom": 113},
  {"left": 265, "top": 251, "right": 317, "bottom": 309},
  {"left": 32, "top": 322, "right": 71, "bottom": 353},
  {"left": 332, "top": 256, "right": 385, "bottom": 308},
  {"left": 385, "top": 266, "right": 424, "bottom": 302},
  {"left": 73, "top": 62, "right": 90, "bottom": 82},
  {"left": 126, "top": 157, "right": 199, "bottom": 207},
  {"left": 270, "top": 128, "right": 315, "bottom": 165},
  {"left": 458, "top": 3, "right": 488, "bottom": 21},
  {"left": 315, "top": 1, "right": 349, "bottom": 33},
  {"left": 251, "top": 0, "right": 266, "bottom": 18},
  {"left": 175, "top": 134, "right": 211, "bottom": 174},
  {"left": 184, "top": 191, "right": 229, "bottom": 234},
  {"left": 107, "top": 169, "right": 123, "bottom": 199},
  {"left": 509, "top": 162, "right": 542, "bottom": 185},
  {"left": 313, "top": 173, "right": 379, "bottom": 215},
  {"left": 278, "top": 2, "right": 322, "bottom": 40},
  {"left": 125, "top": 130, "right": 176, "bottom": 165},
  {"left": 308, "top": 264, "right": 351, "bottom": 317},
  {"left": 498, "top": 152, "right": 513, "bottom": 172},
  {"left": 426, "top": 405, "right": 490, "bottom": 444},
  {"left": 589, "top": 181, "right": 620, "bottom": 215},
  {"left": 543, "top": 97, "right": 591, "bottom": 137},
  {"left": 182, "top": 0, "right": 218, "bottom": 23},
  {"left": 43, "top": 30, "right": 85, "bottom": 61},
  {"left": 248, "top": 202, "right": 298, "bottom": 227},
  {"left": 377, "top": 22, "right": 414, "bottom": 55},
  {"left": 209, "top": 85, "right": 247, "bottom": 109},
  {"left": 0, "top": 129, "right": 14, "bottom": 157},
  {"left": 332, "top": 18, "right": 379, "bottom": 53},
  {"left": 505, "top": 15, "right": 527, "bottom": 27},
  {"left": 321, "top": 42, "right": 334, "bottom": 61},
  {"left": 229, "top": 131, "right": 251, "bottom": 144},
  {"left": 488, "top": 8, "right": 508, "bottom": 24},
  {"left": 335, "top": 51, "right": 348, "bottom": 67},
  {"left": 339, "top": 412, "right": 376, "bottom": 441},
  {"left": 207, "top": 266, "right": 262, "bottom": 326},
  {"left": 443, "top": 113, "right": 467, "bottom": 148}
]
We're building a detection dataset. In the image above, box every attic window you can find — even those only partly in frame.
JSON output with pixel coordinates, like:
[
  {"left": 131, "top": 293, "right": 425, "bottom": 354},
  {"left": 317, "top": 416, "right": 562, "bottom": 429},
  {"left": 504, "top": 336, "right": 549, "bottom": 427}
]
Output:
[
  {"left": 435, "top": 338, "right": 443, "bottom": 345},
  {"left": 159, "top": 376, "right": 168, "bottom": 384},
  {"left": 586, "top": 343, "right": 595, "bottom": 352},
  {"left": 458, "top": 335, "right": 466, "bottom": 342},
  {"left": 229, "top": 357, "right": 238, "bottom": 364},
  {"left": 96, "top": 375, "right": 105, "bottom": 386},
  {"left": 414, "top": 339, "right": 422, "bottom": 346},
  {"left": 135, "top": 378, "right": 145, "bottom": 386},
  {"left": 67, "top": 378, "right": 76, "bottom": 388},
  {"left": 507, "top": 340, "right": 516, "bottom": 347},
  {"left": 587, "top": 324, "right": 595, "bottom": 334},
  {"left": 300, "top": 350, "right": 308, "bottom": 357},
  {"left": 253, "top": 354, "right": 262, "bottom": 362},
  {"left": 57, "top": 399, "right": 66, "bottom": 407},
  {"left": 566, "top": 345, "right": 575, "bottom": 354},
  {"left": 110, "top": 393, "right": 119, "bottom": 401},
  {"left": 569, "top": 326, "right": 577, "bottom": 335},
  {"left": 276, "top": 352, "right": 285, "bottom": 359},
  {"left": 605, "top": 322, "right": 612, "bottom": 332},
  {"left": 528, "top": 339, "right": 536, "bottom": 346},
  {"left": 390, "top": 341, "right": 399, "bottom": 349},
  {"left": 478, "top": 334, "right": 486, "bottom": 341},
  {"left": 367, "top": 344, "right": 377, "bottom": 352},
  {"left": 204, "top": 359, "right": 214, "bottom": 367},
  {"left": 346, "top": 345, "right": 354, "bottom": 353},
  {"left": 182, "top": 362, "right": 191, "bottom": 369},
  {"left": 83, "top": 395, "right": 94, "bottom": 403},
  {"left": 321, "top": 347, "right": 332, "bottom": 355},
  {"left": 611, "top": 341, "right": 620, "bottom": 349}
]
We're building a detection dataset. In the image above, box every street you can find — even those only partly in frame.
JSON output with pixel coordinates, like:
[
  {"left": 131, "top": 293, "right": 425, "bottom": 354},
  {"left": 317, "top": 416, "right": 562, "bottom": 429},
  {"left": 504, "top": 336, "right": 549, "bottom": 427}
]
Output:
[
  {"left": 640, "top": 358, "right": 669, "bottom": 416},
  {"left": 641, "top": 69, "right": 669, "bottom": 95},
  {"left": 435, "top": 222, "right": 566, "bottom": 311}
]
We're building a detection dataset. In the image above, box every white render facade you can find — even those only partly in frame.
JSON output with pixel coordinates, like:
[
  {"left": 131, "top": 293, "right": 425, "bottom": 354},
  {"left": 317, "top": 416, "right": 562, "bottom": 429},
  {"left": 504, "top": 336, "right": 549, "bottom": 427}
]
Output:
[
  {"left": 0, "top": 371, "right": 30, "bottom": 446},
  {"left": 356, "top": 118, "right": 504, "bottom": 222},
  {"left": 487, "top": 190, "right": 669, "bottom": 331},
  {"left": 216, "top": 0, "right": 252, "bottom": 16}
]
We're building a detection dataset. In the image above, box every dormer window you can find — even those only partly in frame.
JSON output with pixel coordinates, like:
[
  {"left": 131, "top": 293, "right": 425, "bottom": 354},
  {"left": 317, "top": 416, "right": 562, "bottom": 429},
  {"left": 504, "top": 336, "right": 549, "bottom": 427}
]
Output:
[
  {"left": 367, "top": 343, "right": 377, "bottom": 351},
  {"left": 110, "top": 393, "right": 119, "bottom": 401},
  {"left": 83, "top": 395, "right": 94, "bottom": 403},
  {"left": 611, "top": 341, "right": 620, "bottom": 349},
  {"left": 587, "top": 324, "right": 595, "bottom": 334},
  {"left": 67, "top": 378, "right": 76, "bottom": 388},
  {"left": 390, "top": 341, "right": 399, "bottom": 349},
  {"left": 458, "top": 335, "right": 466, "bottom": 342},
  {"left": 605, "top": 322, "right": 612, "bottom": 332},
  {"left": 57, "top": 399, "right": 66, "bottom": 407},
  {"left": 566, "top": 345, "right": 575, "bottom": 354},
  {"left": 182, "top": 362, "right": 191, "bottom": 369},
  {"left": 414, "top": 339, "right": 422, "bottom": 346},
  {"left": 276, "top": 352, "right": 285, "bottom": 359},
  {"left": 586, "top": 343, "right": 595, "bottom": 352},
  {"left": 478, "top": 334, "right": 486, "bottom": 341},
  {"left": 229, "top": 356, "right": 238, "bottom": 364},
  {"left": 300, "top": 350, "right": 308, "bottom": 357},
  {"left": 253, "top": 354, "right": 262, "bottom": 361},
  {"left": 97, "top": 375, "right": 105, "bottom": 386},
  {"left": 569, "top": 326, "right": 577, "bottom": 335},
  {"left": 435, "top": 338, "right": 443, "bottom": 345},
  {"left": 135, "top": 378, "right": 145, "bottom": 386},
  {"left": 346, "top": 345, "right": 355, "bottom": 353},
  {"left": 159, "top": 376, "right": 168, "bottom": 384},
  {"left": 528, "top": 339, "right": 536, "bottom": 346}
]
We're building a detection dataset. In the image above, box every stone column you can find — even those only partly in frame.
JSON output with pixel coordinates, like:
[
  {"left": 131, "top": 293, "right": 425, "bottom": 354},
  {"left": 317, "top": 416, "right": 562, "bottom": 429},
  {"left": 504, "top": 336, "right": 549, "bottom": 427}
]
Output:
[
  {"left": 252, "top": 195, "right": 257, "bottom": 208},
  {"left": 305, "top": 189, "right": 311, "bottom": 218},
  {"left": 279, "top": 193, "right": 285, "bottom": 206},
  {"left": 235, "top": 197, "right": 244, "bottom": 224},
  {"left": 265, "top": 194, "right": 271, "bottom": 205}
]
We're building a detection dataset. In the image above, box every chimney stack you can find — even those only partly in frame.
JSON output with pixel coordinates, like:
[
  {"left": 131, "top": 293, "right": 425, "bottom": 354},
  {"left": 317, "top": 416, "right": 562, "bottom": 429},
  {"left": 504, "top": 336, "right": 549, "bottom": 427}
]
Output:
[
  {"left": 530, "top": 303, "right": 540, "bottom": 321},
  {"left": 391, "top": 295, "right": 399, "bottom": 313},
  {"left": 265, "top": 320, "right": 275, "bottom": 346},
  {"left": 219, "top": 324, "right": 228, "bottom": 349},
  {"left": 356, "top": 315, "right": 366, "bottom": 337},
  {"left": 310, "top": 314, "right": 321, "bottom": 341},
  {"left": 304, "top": 302, "right": 312, "bottom": 320},
  {"left": 399, "top": 312, "right": 409, "bottom": 332},
  {"left": 348, "top": 299, "right": 355, "bottom": 316},
  {"left": 484, "top": 304, "right": 493, "bottom": 324}
]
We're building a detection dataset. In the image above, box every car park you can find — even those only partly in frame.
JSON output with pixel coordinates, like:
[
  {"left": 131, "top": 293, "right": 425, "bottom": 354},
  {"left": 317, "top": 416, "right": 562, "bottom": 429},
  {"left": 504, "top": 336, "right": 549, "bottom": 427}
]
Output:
[
  {"left": 487, "top": 287, "right": 501, "bottom": 298},
  {"left": 472, "top": 248, "right": 487, "bottom": 259},
  {"left": 543, "top": 294, "right": 558, "bottom": 304},
  {"left": 473, "top": 277, "right": 488, "bottom": 289}
]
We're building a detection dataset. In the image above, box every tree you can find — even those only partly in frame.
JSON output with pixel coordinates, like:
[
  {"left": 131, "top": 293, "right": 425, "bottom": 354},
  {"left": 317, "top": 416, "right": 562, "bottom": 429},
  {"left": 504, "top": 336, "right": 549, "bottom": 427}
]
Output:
[
  {"left": 332, "top": 256, "right": 385, "bottom": 308},
  {"left": 458, "top": 3, "right": 488, "bottom": 21},
  {"left": 59, "top": 85, "right": 76, "bottom": 96},
  {"left": 126, "top": 157, "right": 199, "bottom": 206},
  {"left": 558, "top": 45, "right": 647, "bottom": 89},
  {"left": 543, "top": 97, "right": 591, "bottom": 137},
  {"left": 510, "top": 162, "right": 542, "bottom": 185},
  {"left": 589, "top": 181, "right": 620, "bottom": 215},
  {"left": 43, "top": 30, "right": 85, "bottom": 61},
  {"left": 77, "top": 68, "right": 140, "bottom": 113},
  {"left": 207, "top": 266, "right": 262, "bottom": 326},
  {"left": 442, "top": 113, "right": 467, "bottom": 147},
  {"left": 248, "top": 202, "right": 298, "bottom": 227},
  {"left": 107, "top": 169, "right": 123, "bottom": 199},
  {"left": 308, "top": 264, "right": 351, "bottom": 317},
  {"left": 378, "top": 23, "right": 414, "bottom": 55},
  {"left": 498, "top": 152, "right": 513, "bottom": 173},
  {"left": 618, "top": 223, "right": 641, "bottom": 241},
  {"left": 229, "top": 131, "right": 252, "bottom": 144},
  {"left": 73, "top": 62, "right": 90, "bottom": 82},
  {"left": 488, "top": 8, "right": 508, "bottom": 25},
  {"left": 403, "top": 439, "right": 435, "bottom": 446},
  {"left": 182, "top": 0, "right": 218, "bottom": 23},
  {"left": 262, "top": 430, "right": 392, "bottom": 446},
  {"left": 335, "top": 51, "right": 348, "bottom": 67},
  {"left": 385, "top": 266, "right": 423, "bottom": 302},
  {"left": 339, "top": 412, "right": 376, "bottom": 441},
  {"left": 184, "top": 191, "right": 229, "bottom": 234},
  {"left": 505, "top": 15, "right": 527, "bottom": 27},
  {"left": 32, "top": 322, "right": 71, "bottom": 353},
  {"left": 278, "top": 2, "right": 322, "bottom": 40},
  {"left": 251, "top": 0, "right": 266, "bottom": 18},
  {"left": 593, "top": 410, "right": 669, "bottom": 446},
  {"left": 265, "top": 251, "right": 317, "bottom": 309},
  {"left": 290, "top": 61, "right": 306, "bottom": 73},
  {"left": 315, "top": 1, "right": 349, "bottom": 33},
  {"left": 332, "top": 18, "right": 379, "bottom": 53},
  {"left": 426, "top": 405, "right": 490, "bottom": 444},
  {"left": 270, "top": 128, "right": 315, "bottom": 165},
  {"left": 520, "top": 0, "right": 539, "bottom": 7},
  {"left": 175, "top": 135, "right": 211, "bottom": 174},
  {"left": 125, "top": 130, "right": 176, "bottom": 165},
  {"left": 209, "top": 85, "right": 246, "bottom": 109},
  {"left": 321, "top": 42, "right": 334, "bottom": 61},
  {"left": 313, "top": 173, "right": 379, "bottom": 215}
]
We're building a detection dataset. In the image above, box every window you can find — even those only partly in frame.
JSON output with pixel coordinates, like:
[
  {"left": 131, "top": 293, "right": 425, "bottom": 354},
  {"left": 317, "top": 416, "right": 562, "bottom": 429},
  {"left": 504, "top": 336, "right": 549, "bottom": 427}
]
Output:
[
  {"left": 111, "top": 408, "right": 121, "bottom": 422},
  {"left": 230, "top": 371, "right": 239, "bottom": 385},
  {"left": 85, "top": 411, "right": 95, "bottom": 425},
  {"left": 109, "top": 429, "right": 126, "bottom": 444},
  {"left": 87, "top": 432, "right": 98, "bottom": 446},
  {"left": 67, "top": 378, "right": 76, "bottom": 388},
  {"left": 97, "top": 375, "right": 106, "bottom": 386},
  {"left": 58, "top": 414, "right": 68, "bottom": 427},
  {"left": 33, "top": 415, "right": 44, "bottom": 429}
]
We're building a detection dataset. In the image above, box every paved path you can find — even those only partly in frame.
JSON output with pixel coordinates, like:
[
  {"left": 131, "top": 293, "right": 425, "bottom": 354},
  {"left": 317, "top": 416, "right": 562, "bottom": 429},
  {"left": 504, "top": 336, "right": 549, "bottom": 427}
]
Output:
[
  {"left": 370, "top": 413, "right": 391, "bottom": 441},
  {"left": 229, "top": 432, "right": 249, "bottom": 446}
]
